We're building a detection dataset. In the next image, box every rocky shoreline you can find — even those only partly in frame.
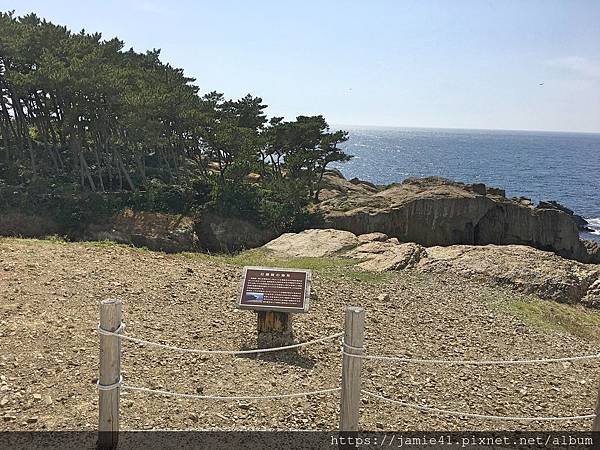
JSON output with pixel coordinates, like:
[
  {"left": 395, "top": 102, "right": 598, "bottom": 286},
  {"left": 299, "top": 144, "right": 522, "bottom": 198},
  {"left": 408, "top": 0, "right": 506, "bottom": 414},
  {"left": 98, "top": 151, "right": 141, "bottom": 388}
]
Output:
[
  {"left": 263, "top": 229, "right": 600, "bottom": 308},
  {"left": 1, "top": 171, "right": 598, "bottom": 265},
  {"left": 315, "top": 171, "right": 600, "bottom": 265}
]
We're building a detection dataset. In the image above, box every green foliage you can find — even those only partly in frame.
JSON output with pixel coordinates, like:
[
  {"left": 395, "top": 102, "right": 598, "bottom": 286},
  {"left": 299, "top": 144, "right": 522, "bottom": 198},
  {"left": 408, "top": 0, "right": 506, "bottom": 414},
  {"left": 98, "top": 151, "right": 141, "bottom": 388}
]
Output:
[
  {"left": 0, "top": 11, "right": 351, "bottom": 237},
  {"left": 205, "top": 178, "right": 322, "bottom": 233}
]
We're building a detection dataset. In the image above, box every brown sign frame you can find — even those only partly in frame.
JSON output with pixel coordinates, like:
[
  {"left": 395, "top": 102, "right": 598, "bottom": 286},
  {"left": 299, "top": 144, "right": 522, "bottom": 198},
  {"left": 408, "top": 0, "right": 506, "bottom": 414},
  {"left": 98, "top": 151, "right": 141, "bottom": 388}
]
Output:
[{"left": 237, "top": 266, "right": 311, "bottom": 313}]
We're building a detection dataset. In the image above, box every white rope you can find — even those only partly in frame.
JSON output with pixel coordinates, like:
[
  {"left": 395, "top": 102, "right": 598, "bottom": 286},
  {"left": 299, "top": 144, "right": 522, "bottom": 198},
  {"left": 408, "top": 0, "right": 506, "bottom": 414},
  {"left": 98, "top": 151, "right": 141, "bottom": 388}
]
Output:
[
  {"left": 97, "top": 375, "right": 123, "bottom": 391},
  {"left": 341, "top": 342, "right": 600, "bottom": 365},
  {"left": 341, "top": 339, "right": 364, "bottom": 353},
  {"left": 97, "top": 322, "right": 125, "bottom": 336},
  {"left": 96, "top": 324, "right": 342, "bottom": 355},
  {"left": 362, "top": 390, "right": 596, "bottom": 421},
  {"left": 121, "top": 384, "right": 340, "bottom": 400}
]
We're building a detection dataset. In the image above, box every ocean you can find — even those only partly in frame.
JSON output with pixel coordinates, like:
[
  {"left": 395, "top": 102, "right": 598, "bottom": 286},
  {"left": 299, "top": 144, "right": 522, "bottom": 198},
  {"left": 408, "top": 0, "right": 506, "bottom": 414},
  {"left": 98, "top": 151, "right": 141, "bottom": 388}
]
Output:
[{"left": 334, "top": 127, "right": 600, "bottom": 243}]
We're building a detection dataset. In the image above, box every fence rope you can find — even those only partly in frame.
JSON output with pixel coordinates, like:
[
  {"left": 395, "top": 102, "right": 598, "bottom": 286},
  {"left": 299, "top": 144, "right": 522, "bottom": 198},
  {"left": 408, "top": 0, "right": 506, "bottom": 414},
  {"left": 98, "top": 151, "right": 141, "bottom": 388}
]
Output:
[
  {"left": 97, "top": 324, "right": 342, "bottom": 355},
  {"left": 342, "top": 341, "right": 600, "bottom": 365},
  {"left": 121, "top": 385, "right": 341, "bottom": 400},
  {"left": 361, "top": 390, "right": 596, "bottom": 421},
  {"left": 97, "top": 375, "right": 123, "bottom": 391}
]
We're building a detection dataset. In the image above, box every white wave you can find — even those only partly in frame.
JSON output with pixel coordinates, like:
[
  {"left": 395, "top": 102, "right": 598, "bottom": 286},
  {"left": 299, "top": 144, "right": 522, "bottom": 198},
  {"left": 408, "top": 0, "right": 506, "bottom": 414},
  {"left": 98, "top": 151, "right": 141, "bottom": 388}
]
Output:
[{"left": 585, "top": 217, "right": 600, "bottom": 234}]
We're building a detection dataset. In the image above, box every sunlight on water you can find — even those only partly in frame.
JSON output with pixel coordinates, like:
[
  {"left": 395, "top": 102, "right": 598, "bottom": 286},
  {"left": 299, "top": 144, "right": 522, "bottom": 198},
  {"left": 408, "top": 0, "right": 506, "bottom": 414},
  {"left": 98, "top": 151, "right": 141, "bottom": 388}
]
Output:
[{"left": 333, "top": 127, "right": 600, "bottom": 243}]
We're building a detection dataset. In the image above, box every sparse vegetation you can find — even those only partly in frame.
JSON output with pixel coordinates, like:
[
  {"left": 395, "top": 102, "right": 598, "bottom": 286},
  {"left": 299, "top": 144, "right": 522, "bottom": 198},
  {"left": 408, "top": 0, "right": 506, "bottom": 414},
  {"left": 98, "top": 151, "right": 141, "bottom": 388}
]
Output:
[
  {"left": 182, "top": 248, "right": 358, "bottom": 271},
  {"left": 508, "top": 297, "right": 600, "bottom": 341}
]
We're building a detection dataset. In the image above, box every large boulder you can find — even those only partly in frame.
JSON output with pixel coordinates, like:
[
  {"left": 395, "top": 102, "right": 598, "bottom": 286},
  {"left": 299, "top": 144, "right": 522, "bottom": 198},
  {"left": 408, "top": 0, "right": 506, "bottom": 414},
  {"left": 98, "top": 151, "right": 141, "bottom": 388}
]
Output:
[
  {"left": 262, "top": 228, "right": 360, "bottom": 258},
  {"left": 348, "top": 241, "right": 427, "bottom": 272},
  {"left": 316, "top": 172, "right": 598, "bottom": 264}
]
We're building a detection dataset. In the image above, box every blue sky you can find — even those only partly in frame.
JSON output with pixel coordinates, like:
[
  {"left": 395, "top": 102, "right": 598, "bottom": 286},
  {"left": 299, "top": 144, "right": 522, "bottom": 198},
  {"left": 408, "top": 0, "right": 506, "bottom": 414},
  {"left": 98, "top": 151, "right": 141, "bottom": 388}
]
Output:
[{"left": 5, "top": 0, "right": 600, "bottom": 132}]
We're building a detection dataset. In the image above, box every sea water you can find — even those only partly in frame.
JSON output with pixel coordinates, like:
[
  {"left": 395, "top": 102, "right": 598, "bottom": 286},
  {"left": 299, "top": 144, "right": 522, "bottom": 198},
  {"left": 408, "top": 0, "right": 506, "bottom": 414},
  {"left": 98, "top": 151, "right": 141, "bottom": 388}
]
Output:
[{"left": 334, "top": 127, "right": 600, "bottom": 243}]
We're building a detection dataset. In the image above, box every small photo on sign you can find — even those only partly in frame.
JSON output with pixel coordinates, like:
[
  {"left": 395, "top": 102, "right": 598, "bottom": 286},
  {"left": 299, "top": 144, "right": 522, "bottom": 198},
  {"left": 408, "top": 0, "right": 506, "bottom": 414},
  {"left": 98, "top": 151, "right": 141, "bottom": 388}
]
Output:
[{"left": 244, "top": 292, "right": 264, "bottom": 302}]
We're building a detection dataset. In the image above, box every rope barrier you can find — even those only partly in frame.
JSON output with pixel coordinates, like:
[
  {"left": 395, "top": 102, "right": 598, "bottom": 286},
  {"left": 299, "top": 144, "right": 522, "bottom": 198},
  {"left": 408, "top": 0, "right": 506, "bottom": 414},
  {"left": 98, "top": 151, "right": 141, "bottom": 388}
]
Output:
[
  {"left": 341, "top": 341, "right": 600, "bottom": 365},
  {"left": 97, "top": 322, "right": 125, "bottom": 336},
  {"left": 121, "top": 385, "right": 341, "bottom": 400},
  {"left": 97, "top": 375, "right": 123, "bottom": 391},
  {"left": 361, "top": 390, "right": 597, "bottom": 421},
  {"left": 97, "top": 324, "right": 342, "bottom": 355},
  {"left": 341, "top": 340, "right": 364, "bottom": 353}
]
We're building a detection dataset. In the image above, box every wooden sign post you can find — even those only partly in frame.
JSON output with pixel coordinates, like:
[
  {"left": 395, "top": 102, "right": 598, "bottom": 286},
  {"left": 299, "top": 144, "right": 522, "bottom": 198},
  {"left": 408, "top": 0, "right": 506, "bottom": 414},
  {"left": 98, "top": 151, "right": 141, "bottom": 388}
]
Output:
[{"left": 238, "top": 266, "right": 311, "bottom": 347}]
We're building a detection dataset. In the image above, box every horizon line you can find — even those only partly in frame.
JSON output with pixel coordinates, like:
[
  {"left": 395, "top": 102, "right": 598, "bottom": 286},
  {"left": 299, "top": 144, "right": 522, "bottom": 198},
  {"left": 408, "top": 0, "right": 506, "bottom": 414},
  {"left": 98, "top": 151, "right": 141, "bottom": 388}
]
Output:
[{"left": 331, "top": 123, "right": 600, "bottom": 135}]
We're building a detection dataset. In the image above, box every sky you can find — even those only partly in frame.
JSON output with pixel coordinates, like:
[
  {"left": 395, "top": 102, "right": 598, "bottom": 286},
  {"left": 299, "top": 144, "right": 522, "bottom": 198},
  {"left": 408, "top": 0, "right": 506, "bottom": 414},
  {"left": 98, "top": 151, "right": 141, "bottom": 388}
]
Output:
[{"left": 4, "top": 0, "right": 600, "bottom": 132}]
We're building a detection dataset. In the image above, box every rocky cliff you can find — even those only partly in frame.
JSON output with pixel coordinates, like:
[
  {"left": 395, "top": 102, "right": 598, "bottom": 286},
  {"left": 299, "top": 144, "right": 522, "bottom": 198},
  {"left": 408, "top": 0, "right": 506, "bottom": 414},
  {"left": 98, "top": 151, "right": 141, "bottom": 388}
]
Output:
[{"left": 316, "top": 171, "right": 600, "bottom": 264}]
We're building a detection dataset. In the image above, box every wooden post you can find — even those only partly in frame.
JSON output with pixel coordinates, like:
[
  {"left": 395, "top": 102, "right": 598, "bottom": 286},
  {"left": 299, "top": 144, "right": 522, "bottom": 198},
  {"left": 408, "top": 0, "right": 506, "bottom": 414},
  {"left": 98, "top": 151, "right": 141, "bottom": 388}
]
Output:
[
  {"left": 593, "top": 382, "right": 600, "bottom": 432},
  {"left": 257, "top": 310, "right": 293, "bottom": 348},
  {"left": 339, "top": 305, "right": 365, "bottom": 431},
  {"left": 98, "top": 299, "right": 122, "bottom": 449}
]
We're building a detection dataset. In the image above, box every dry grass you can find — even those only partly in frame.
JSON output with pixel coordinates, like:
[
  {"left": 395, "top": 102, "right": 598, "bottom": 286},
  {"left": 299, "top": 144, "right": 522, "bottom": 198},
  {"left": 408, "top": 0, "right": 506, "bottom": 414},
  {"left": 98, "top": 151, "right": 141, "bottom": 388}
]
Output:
[{"left": 509, "top": 297, "right": 600, "bottom": 342}]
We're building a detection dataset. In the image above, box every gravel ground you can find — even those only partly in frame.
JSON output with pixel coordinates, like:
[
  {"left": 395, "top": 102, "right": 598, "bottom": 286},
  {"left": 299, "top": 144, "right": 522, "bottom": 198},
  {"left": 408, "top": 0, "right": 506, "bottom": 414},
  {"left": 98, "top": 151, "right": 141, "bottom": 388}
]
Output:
[{"left": 0, "top": 238, "right": 598, "bottom": 432}]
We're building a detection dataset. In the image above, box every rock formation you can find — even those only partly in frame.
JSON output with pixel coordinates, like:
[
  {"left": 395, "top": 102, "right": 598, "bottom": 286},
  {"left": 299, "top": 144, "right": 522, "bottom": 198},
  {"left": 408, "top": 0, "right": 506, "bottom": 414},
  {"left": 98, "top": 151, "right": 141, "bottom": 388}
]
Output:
[
  {"left": 86, "top": 208, "right": 198, "bottom": 253},
  {"left": 537, "top": 200, "right": 593, "bottom": 232},
  {"left": 262, "top": 228, "right": 600, "bottom": 308},
  {"left": 195, "top": 212, "right": 278, "bottom": 253},
  {"left": 315, "top": 172, "right": 600, "bottom": 264},
  {"left": 263, "top": 228, "right": 360, "bottom": 258}
]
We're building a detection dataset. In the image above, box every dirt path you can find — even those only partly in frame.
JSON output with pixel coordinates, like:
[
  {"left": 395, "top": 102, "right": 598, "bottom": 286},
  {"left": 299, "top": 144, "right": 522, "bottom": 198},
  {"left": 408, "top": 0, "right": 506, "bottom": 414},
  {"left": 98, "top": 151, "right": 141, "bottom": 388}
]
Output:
[{"left": 1, "top": 238, "right": 598, "bottom": 431}]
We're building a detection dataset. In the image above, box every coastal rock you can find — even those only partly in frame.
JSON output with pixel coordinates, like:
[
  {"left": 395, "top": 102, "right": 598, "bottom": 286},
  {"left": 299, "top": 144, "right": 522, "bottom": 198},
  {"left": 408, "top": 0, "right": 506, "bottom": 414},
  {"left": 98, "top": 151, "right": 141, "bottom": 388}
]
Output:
[
  {"left": 537, "top": 200, "right": 592, "bottom": 232},
  {"left": 350, "top": 241, "right": 427, "bottom": 272},
  {"left": 261, "top": 229, "right": 600, "bottom": 307},
  {"left": 418, "top": 245, "right": 600, "bottom": 307},
  {"left": 583, "top": 279, "right": 600, "bottom": 307},
  {"left": 581, "top": 239, "right": 600, "bottom": 263},
  {"left": 86, "top": 209, "right": 198, "bottom": 253},
  {"left": 316, "top": 172, "right": 599, "bottom": 264},
  {"left": 262, "top": 229, "right": 359, "bottom": 258},
  {"left": 195, "top": 212, "right": 277, "bottom": 253}
]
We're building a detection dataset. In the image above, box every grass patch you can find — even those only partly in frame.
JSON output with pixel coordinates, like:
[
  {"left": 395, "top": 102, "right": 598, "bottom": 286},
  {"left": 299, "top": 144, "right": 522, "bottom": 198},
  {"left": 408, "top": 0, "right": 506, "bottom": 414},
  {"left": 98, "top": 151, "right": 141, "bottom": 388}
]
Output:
[
  {"left": 182, "top": 248, "right": 358, "bottom": 271},
  {"left": 333, "top": 269, "right": 396, "bottom": 284},
  {"left": 182, "top": 248, "right": 395, "bottom": 284},
  {"left": 3, "top": 236, "right": 397, "bottom": 285},
  {"left": 0, "top": 236, "right": 68, "bottom": 246},
  {"left": 508, "top": 297, "right": 600, "bottom": 342}
]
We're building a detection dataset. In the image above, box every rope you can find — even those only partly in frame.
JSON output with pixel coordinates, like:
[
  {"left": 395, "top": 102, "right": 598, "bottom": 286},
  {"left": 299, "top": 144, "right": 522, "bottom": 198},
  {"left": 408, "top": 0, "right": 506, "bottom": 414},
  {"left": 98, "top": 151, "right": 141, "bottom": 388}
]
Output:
[
  {"left": 362, "top": 390, "right": 596, "bottom": 421},
  {"left": 97, "top": 324, "right": 342, "bottom": 355},
  {"left": 341, "top": 339, "right": 364, "bottom": 353},
  {"left": 121, "top": 385, "right": 340, "bottom": 400},
  {"left": 97, "top": 375, "right": 123, "bottom": 391},
  {"left": 97, "top": 322, "right": 125, "bottom": 336},
  {"left": 340, "top": 342, "right": 600, "bottom": 365}
]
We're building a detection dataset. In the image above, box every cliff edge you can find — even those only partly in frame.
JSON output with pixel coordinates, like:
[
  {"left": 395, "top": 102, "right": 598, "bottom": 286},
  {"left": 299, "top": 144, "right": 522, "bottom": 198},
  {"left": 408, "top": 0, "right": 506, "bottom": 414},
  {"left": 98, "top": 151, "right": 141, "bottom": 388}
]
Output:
[{"left": 316, "top": 171, "right": 600, "bottom": 264}]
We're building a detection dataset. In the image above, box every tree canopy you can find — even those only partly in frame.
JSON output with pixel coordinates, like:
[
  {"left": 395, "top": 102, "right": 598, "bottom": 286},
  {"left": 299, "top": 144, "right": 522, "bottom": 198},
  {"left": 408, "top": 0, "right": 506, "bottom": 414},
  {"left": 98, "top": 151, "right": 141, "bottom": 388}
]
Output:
[{"left": 0, "top": 11, "right": 350, "bottom": 232}]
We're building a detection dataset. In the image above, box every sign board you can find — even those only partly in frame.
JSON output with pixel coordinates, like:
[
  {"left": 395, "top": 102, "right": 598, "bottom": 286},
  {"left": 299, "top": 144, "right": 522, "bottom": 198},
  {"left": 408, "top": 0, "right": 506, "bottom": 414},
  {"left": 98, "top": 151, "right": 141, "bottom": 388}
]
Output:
[{"left": 238, "top": 266, "right": 311, "bottom": 313}]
